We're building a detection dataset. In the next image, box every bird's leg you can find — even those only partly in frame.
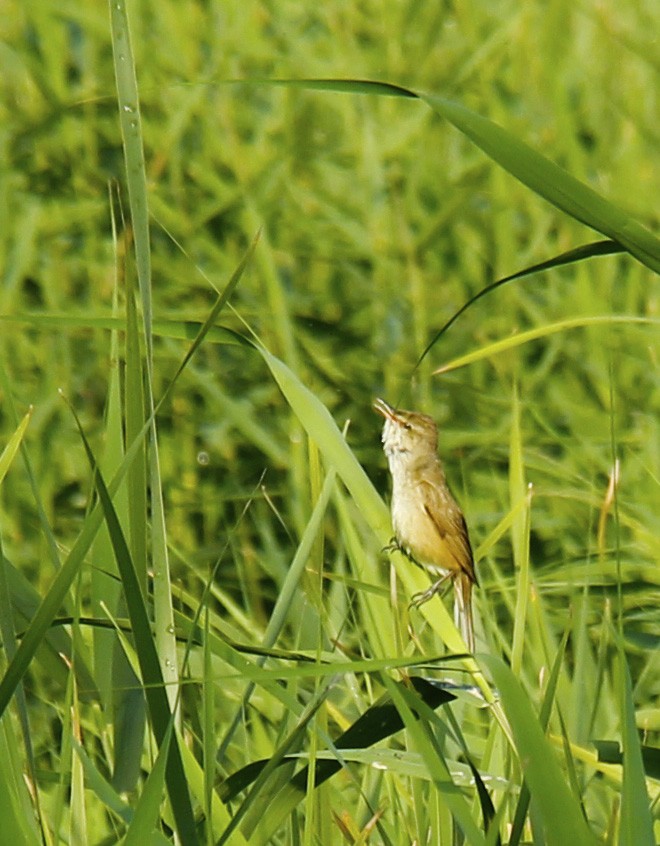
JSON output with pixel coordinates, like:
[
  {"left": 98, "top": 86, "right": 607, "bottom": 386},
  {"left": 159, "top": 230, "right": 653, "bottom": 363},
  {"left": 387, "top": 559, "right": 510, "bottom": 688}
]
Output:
[
  {"left": 409, "top": 571, "right": 452, "bottom": 609},
  {"left": 381, "top": 536, "right": 401, "bottom": 554},
  {"left": 383, "top": 539, "right": 423, "bottom": 570}
]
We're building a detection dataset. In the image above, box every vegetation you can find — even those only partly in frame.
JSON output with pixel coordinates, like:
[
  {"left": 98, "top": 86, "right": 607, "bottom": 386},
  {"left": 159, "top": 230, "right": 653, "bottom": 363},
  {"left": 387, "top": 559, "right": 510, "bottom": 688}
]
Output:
[{"left": 0, "top": 1, "right": 658, "bottom": 843}]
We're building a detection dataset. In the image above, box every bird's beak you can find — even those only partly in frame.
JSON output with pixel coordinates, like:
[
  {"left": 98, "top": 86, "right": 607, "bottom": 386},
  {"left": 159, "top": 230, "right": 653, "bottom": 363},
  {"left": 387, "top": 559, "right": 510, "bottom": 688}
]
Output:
[{"left": 373, "top": 397, "right": 397, "bottom": 420}]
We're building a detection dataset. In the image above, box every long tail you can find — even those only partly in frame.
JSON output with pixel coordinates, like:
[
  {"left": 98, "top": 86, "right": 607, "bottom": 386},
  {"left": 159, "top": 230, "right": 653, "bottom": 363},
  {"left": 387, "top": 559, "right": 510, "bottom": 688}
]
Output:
[{"left": 453, "top": 572, "right": 475, "bottom": 652}]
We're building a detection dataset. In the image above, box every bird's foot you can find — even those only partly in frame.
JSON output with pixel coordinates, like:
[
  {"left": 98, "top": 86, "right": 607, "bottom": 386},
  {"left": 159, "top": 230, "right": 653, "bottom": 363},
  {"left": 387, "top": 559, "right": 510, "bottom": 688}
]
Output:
[
  {"left": 381, "top": 537, "right": 401, "bottom": 555},
  {"left": 409, "top": 573, "right": 451, "bottom": 609}
]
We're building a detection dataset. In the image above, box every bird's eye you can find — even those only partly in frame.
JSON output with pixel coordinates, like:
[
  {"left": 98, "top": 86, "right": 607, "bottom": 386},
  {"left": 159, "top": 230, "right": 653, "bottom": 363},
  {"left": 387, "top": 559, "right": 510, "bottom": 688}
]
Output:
[{"left": 403, "top": 423, "right": 412, "bottom": 431}]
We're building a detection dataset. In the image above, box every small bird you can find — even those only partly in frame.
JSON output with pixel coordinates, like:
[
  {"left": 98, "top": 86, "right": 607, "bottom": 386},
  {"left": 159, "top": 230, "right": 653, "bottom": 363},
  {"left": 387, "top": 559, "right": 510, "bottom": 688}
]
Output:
[{"left": 374, "top": 398, "right": 477, "bottom": 651}]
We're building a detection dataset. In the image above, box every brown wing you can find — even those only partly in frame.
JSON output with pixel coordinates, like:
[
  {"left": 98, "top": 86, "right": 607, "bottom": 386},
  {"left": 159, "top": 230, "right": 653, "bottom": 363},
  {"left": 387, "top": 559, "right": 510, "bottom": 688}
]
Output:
[{"left": 420, "top": 479, "right": 477, "bottom": 585}]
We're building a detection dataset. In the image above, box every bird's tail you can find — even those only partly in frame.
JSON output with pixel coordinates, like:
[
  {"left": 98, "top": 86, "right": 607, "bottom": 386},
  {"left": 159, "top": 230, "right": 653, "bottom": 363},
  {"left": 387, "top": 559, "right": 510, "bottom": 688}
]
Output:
[{"left": 454, "top": 572, "right": 475, "bottom": 653}]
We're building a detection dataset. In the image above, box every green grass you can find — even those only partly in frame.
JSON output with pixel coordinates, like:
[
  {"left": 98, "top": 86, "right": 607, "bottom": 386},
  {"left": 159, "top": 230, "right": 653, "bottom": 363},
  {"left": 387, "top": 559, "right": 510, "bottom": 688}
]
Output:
[{"left": 0, "top": 0, "right": 659, "bottom": 843}]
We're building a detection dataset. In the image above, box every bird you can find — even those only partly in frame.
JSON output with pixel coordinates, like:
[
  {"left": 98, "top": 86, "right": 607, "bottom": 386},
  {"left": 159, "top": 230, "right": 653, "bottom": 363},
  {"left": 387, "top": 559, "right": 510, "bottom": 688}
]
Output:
[{"left": 373, "top": 397, "right": 477, "bottom": 651}]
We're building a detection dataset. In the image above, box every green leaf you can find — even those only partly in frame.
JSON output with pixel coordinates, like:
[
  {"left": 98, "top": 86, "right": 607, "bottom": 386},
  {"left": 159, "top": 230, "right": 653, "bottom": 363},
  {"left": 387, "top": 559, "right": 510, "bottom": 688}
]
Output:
[
  {"left": 434, "top": 315, "right": 657, "bottom": 374},
  {"left": 481, "top": 655, "right": 598, "bottom": 846},
  {"left": 242, "top": 79, "right": 660, "bottom": 274},
  {"left": 382, "top": 674, "right": 486, "bottom": 844},
  {"left": 0, "top": 409, "right": 32, "bottom": 486},
  {"left": 122, "top": 723, "right": 173, "bottom": 846},
  {"left": 509, "top": 630, "right": 570, "bottom": 846},
  {"left": 619, "top": 652, "right": 654, "bottom": 846},
  {"left": 421, "top": 91, "right": 660, "bottom": 273},
  {"left": 220, "top": 676, "right": 456, "bottom": 802},
  {"left": 0, "top": 719, "right": 41, "bottom": 846},
  {"left": 68, "top": 402, "right": 197, "bottom": 846},
  {"left": 415, "top": 240, "right": 625, "bottom": 367}
]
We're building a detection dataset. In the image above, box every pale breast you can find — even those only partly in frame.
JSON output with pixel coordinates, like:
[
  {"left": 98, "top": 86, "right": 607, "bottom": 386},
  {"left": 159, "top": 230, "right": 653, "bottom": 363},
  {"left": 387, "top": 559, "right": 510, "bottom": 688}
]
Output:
[
  {"left": 391, "top": 490, "right": 447, "bottom": 576},
  {"left": 391, "top": 471, "right": 473, "bottom": 579}
]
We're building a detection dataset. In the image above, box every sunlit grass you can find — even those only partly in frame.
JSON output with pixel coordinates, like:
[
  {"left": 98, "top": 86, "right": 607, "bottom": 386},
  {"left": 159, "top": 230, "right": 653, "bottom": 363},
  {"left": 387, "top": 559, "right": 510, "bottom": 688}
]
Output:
[{"left": 0, "top": 0, "right": 658, "bottom": 843}]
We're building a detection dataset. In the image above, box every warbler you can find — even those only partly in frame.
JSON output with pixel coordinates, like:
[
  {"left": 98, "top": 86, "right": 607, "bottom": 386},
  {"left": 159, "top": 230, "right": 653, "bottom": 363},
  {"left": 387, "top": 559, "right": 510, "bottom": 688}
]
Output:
[{"left": 374, "top": 397, "right": 477, "bottom": 651}]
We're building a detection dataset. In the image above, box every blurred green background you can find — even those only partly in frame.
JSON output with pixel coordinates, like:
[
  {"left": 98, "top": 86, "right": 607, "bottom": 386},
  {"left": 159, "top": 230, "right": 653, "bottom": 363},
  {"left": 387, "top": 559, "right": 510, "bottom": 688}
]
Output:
[
  {"left": 0, "top": 0, "right": 658, "bottom": 843},
  {"left": 2, "top": 0, "right": 657, "bottom": 580}
]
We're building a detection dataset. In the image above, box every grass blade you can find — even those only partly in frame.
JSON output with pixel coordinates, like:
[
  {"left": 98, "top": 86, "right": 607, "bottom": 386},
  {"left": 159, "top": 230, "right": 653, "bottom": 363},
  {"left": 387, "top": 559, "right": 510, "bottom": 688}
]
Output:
[
  {"left": 0, "top": 410, "right": 32, "bottom": 485},
  {"left": 421, "top": 91, "right": 660, "bottom": 273},
  {"left": 618, "top": 650, "right": 654, "bottom": 846},
  {"left": 434, "top": 315, "right": 657, "bottom": 374},
  {"left": 242, "top": 79, "right": 660, "bottom": 273},
  {"left": 0, "top": 715, "right": 41, "bottom": 846},
  {"left": 67, "top": 403, "right": 197, "bottom": 845},
  {"left": 508, "top": 385, "right": 531, "bottom": 677},
  {"left": 381, "top": 674, "right": 486, "bottom": 844},
  {"left": 109, "top": 0, "right": 152, "bottom": 339},
  {"left": 481, "top": 655, "right": 598, "bottom": 846},
  {"left": 509, "top": 630, "right": 570, "bottom": 846},
  {"left": 122, "top": 722, "right": 173, "bottom": 846},
  {"left": 415, "top": 240, "right": 625, "bottom": 368},
  {"left": 0, "top": 241, "right": 256, "bottom": 722}
]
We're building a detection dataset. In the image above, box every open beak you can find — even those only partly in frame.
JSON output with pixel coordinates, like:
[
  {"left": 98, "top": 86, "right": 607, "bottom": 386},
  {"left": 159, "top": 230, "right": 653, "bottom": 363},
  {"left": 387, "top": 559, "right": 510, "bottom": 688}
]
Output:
[{"left": 373, "top": 397, "right": 397, "bottom": 421}]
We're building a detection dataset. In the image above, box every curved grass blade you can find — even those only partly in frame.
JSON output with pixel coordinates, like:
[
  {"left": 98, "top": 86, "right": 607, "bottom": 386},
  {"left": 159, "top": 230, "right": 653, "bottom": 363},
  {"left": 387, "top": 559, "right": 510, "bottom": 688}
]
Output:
[
  {"left": 619, "top": 650, "right": 654, "bottom": 846},
  {"left": 220, "top": 677, "right": 456, "bottom": 844},
  {"left": 414, "top": 240, "right": 625, "bottom": 370},
  {"left": 243, "top": 79, "right": 660, "bottom": 274},
  {"left": 381, "top": 674, "right": 486, "bottom": 844},
  {"left": 220, "top": 676, "right": 456, "bottom": 803},
  {"left": 0, "top": 410, "right": 32, "bottom": 486},
  {"left": 66, "top": 400, "right": 197, "bottom": 845},
  {"left": 434, "top": 315, "right": 657, "bottom": 374},
  {"left": 0, "top": 237, "right": 256, "bottom": 723},
  {"left": 122, "top": 722, "right": 173, "bottom": 846},
  {"left": 508, "top": 629, "right": 569, "bottom": 846},
  {"left": 420, "top": 91, "right": 660, "bottom": 273},
  {"left": 481, "top": 655, "right": 598, "bottom": 846}
]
